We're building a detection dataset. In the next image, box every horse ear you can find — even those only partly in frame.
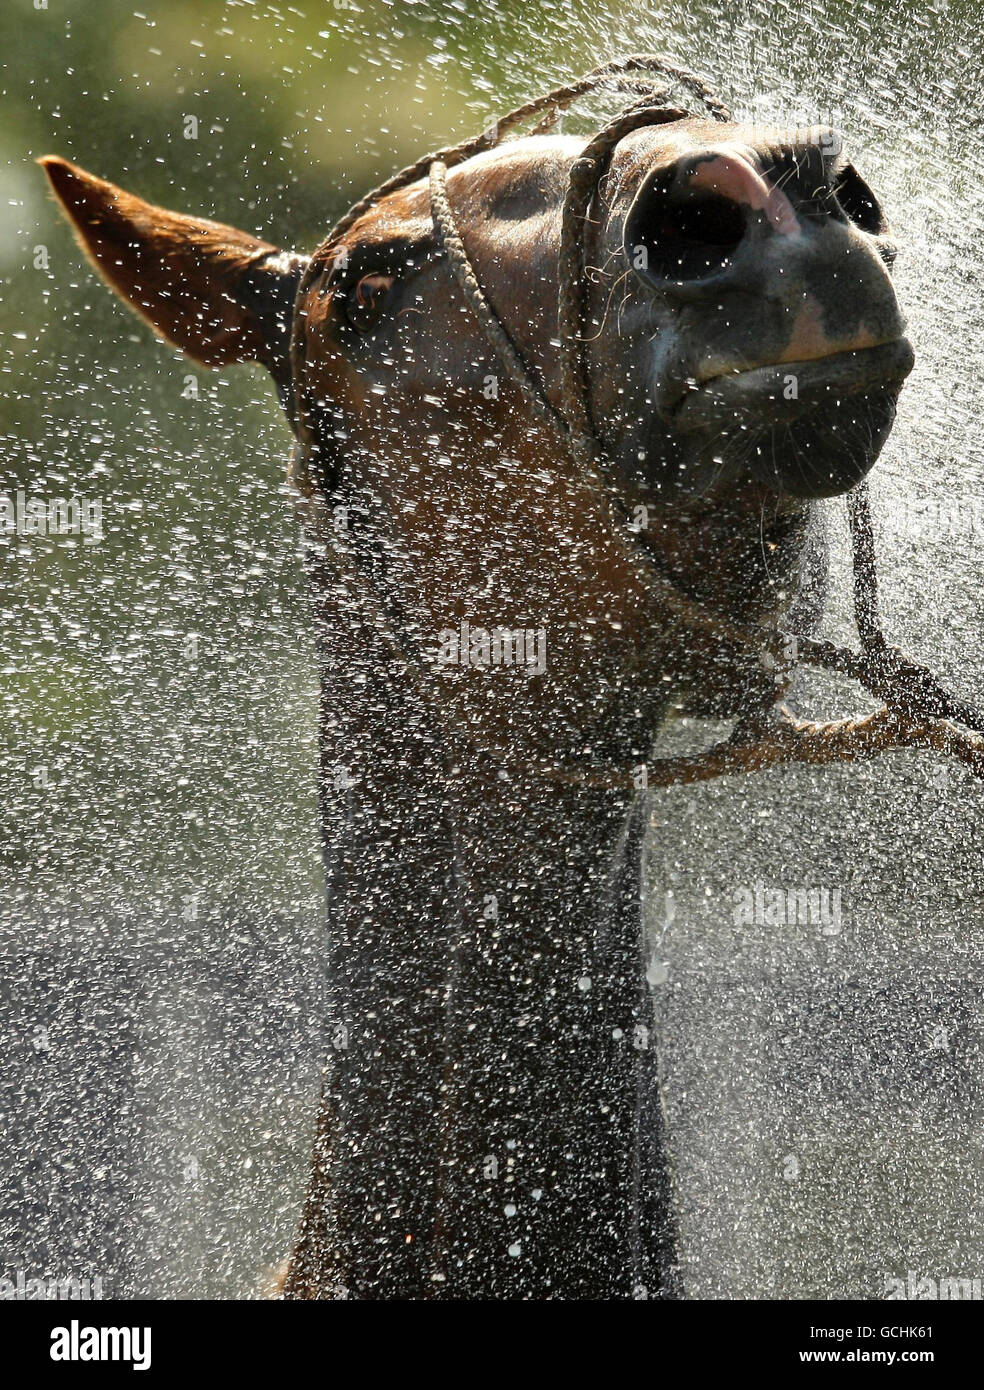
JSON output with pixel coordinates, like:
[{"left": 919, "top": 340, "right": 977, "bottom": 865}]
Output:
[{"left": 39, "top": 156, "right": 306, "bottom": 381}]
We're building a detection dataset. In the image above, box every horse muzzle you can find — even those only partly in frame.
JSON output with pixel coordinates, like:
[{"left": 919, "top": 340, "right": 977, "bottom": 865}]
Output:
[{"left": 620, "top": 139, "right": 914, "bottom": 499}]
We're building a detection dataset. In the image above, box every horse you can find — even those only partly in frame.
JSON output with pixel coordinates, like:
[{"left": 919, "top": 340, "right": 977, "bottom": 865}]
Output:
[{"left": 41, "top": 56, "right": 913, "bottom": 1300}]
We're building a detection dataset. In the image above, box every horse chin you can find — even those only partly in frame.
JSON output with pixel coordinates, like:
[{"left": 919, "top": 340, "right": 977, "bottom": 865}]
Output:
[
  {"left": 620, "top": 383, "right": 902, "bottom": 504},
  {"left": 615, "top": 336, "right": 914, "bottom": 503},
  {"left": 740, "top": 388, "right": 901, "bottom": 498}
]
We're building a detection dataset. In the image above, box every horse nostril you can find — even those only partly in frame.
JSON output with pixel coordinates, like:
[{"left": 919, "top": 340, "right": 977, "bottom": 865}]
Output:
[{"left": 626, "top": 169, "right": 748, "bottom": 284}]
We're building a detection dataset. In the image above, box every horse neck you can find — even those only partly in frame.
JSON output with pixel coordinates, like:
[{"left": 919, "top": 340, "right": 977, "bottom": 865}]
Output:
[{"left": 288, "top": 553, "right": 674, "bottom": 1297}]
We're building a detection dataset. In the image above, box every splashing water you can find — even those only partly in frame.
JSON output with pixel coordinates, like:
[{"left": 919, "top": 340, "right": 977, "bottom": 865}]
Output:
[{"left": 1, "top": 0, "right": 982, "bottom": 1298}]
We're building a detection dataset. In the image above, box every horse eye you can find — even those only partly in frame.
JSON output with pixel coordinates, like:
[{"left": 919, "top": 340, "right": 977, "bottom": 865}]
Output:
[{"left": 344, "top": 272, "right": 395, "bottom": 331}]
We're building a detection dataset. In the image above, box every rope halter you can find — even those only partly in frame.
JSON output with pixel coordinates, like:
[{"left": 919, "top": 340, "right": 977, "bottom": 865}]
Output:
[{"left": 289, "top": 55, "right": 984, "bottom": 789}]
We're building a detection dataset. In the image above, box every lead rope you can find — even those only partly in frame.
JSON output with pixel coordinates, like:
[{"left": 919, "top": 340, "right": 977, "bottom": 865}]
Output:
[{"left": 292, "top": 55, "right": 984, "bottom": 788}]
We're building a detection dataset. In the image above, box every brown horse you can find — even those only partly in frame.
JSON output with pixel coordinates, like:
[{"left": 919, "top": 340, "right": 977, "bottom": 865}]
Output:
[{"left": 42, "top": 58, "right": 912, "bottom": 1300}]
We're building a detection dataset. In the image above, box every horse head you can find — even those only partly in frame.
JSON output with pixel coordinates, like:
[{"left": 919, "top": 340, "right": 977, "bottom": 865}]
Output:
[{"left": 42, "top": 80, "right": 912, "bottom": 766}]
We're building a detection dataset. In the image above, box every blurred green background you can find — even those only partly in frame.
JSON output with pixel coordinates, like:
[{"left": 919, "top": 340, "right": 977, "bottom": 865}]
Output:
[{"left": 1, "top": 0, "right": 983, "bottom": 1299}]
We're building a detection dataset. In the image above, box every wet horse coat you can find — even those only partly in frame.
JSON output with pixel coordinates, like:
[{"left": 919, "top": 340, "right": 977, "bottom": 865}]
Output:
[{"left": 42, "top": 62, "right": 912, "bottom": 1299}]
